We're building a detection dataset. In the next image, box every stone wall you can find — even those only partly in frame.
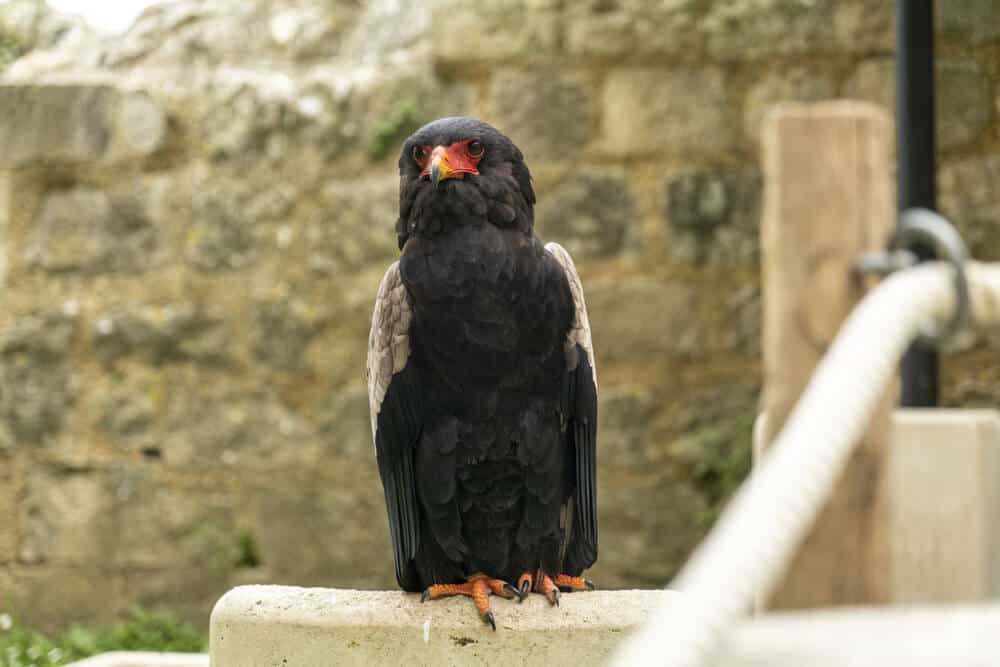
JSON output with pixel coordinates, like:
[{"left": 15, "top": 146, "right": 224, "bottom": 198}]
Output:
[{"left": 0, "top": 0, "right": 998, "bottom": 632}]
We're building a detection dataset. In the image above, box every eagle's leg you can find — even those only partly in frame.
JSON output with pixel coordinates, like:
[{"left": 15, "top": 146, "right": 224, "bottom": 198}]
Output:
[{"left": 420, "top": 574, "right": 519, "bottom": 631}]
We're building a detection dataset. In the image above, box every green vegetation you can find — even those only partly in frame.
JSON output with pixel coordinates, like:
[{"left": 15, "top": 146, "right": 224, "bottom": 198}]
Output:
[
  {"left": 0, "top": 608, "right": 205, "bottom": 666},
  {"left": 0, "top": 25, "right": 22, "bottom": 73},
  {"left": 367, "top": 98, "right": 424, "bottom": 161},
  {"left": 674, "top": 398, "right": 756, "bottom": 531}
]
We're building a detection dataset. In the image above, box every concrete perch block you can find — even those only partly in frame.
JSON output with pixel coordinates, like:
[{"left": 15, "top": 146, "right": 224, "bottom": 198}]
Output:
[
  {"left": 210, "top": 586, "right": 675, "bottom": 666},
  {"left": 890, "top": 408, "right": 1000, "bottom": 602}
]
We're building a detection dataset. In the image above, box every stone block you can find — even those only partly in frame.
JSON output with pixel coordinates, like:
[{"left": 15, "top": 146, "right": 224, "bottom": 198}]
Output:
[
  {"left": 210, "top": 586, "right": 674, "bottom": 667},
  {"left": 936, "top": 60, "right": 992, "bottom": 150},
  {"left": 938, "top": 155, "right": 1000, "bottom": 260},
  {"left": 485, "top": 68, "right": 594, "bottom": 162},
  {"left": 845, "top": 58, "right": 990, "bottom": 152},
  {"left": 586, "top": 278, "right": 701, "bottom": 362},
  {"left": 843, "top": 59, "right": 895, "bottom": 116},
  {"left": 565, "top": 0, "right": 702, "bottom": 60},
  {"left": 0, "top": 310, "right": 78, "bottom": 444},
  {"left": 602, "top": 67, "right": 733, "bottom": 158},
  {"left": 890, "top": 409, "right": 1000, "bottom": 603},
  {"left": 937, "top": 0, "right": 1000, "bottom": 45},
  {"left": 0, "top": 564, "right": 122, "bottom": 633},
  {"left": 701, "top": 0, "right": 892, "bottom": 59},
  {"left": 0, "top": 84, "right": 166, "bottom": 167},
  {"left": 663, "top": 166, "right": 762, "bottom": 266},
  {"left": 535, "top": 169, "right": 636, "bottom": 259},
  {"left": 0, "top": 457, "right": 17, "bottom": 562},
  {"left": 93, "top": 304, "right": 229, "bottom": 367},
  {"left": 18, "top": 467, "right": 109, "bottom": 566},
  {"left": 23, "top": 188, "right": 157, "bottom": 275},
  {"left": 305, "top": 177, "right": 399, "bottom": 276},
  {"left": 240, "top": 463, "right": 395, "bottom": 591},
  {"left": 744, "top": 68, "right": 835, "bottom": 142},
  {"left": 429, "top": 0, "right": 560, "bottom": 65}
]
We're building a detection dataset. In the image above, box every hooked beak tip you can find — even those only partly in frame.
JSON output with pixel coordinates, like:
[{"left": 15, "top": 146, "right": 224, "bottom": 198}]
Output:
[{"left": 430, "top": 158, "right": 442, "bottom": 189}]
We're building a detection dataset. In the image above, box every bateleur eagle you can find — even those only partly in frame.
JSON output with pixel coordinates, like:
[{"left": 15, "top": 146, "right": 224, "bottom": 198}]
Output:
[{"left": 366, "top": 117, "right": 598, "bottom": 629}]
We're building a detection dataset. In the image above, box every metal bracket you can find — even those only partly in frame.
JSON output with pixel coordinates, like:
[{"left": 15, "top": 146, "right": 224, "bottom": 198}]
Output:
[{"left": 855, "top": 207, "right": 971, "bottom": 344}]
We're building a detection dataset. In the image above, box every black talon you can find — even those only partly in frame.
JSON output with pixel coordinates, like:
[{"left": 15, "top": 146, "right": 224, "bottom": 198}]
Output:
[
  {"left": 549, "top": 588, "right": 560, "bottom": 607},
  {"left": 503, "top": 583, "right": 520, "bottom": 599},
  {"left": 485, "top": 611, "right": 496, "bottom": 631},
  {"left": 421, "top": 589, "right": 430, "bottom": 603},
  {"left": 584, "top": 579, "right": 596, "bottom": 591},
  {"left": 518, "top": 580, "right": 531, "bottom": 601}
]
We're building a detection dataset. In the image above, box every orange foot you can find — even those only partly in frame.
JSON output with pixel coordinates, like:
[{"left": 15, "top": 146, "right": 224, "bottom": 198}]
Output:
[
  {"left": 420, "top": 574, "right": 519, "bottom": 631},
  {"left": 516, "top": 570, "right": 596, "bottom": 606}
]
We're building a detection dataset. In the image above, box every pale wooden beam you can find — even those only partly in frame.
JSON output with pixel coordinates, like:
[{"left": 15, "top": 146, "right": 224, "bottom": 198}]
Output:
[{"left": 759, "top": 101, "right": 896, "bottom": 608}]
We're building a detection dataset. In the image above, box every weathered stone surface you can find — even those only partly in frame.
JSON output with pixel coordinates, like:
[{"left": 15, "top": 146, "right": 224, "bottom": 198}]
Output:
[
  {"left": 587, "top": 278, "right": 701, "bottom": 362},
  {"left": 0, "top": 0, "right": 93, "bottom": 52},
  {"left": 664, "top": 166, "right": 762, "bottom": 265},
  {"left": 109, "top": 465, "right": 241, "bottom": 572},
  {"left": 430, "top": 0, "right": 560, "bottom": 64},
  {"left": 744, "top": 68, "right": 835, "bottom": 142},
  {"left": 252, "top": 297, "right": 327, "bottom": 370},
  {"left": 535, "top": 169, "right": 636, "bottom": 259},
  {"left": 486, "top": 68, "right": 594, "bottom": 162},
  {"left": 241, "top": 465, "right": 394, "bottom": 590},
  {"left": 94, "top": 304, "right": 229, "bottom": 367},
  {"left": 211, "top": 586, "right": 677, "bottom": 667},
  {"left": 315, "top": 384, "right": 372, "bottom": 459},
  {"left": 701, "top": 0, "right": 892, "bottom": 58},
  {"left": 565, "top": 0, "right": 702, "bottom": 60},
  {"left": 593, "top": 472, "right": 708, "bottom": 588},
  {"left": 186, "top": 189, "right": 257, "bottom": 271},
  {"left": 936, "top": 60, "right": 992, "bottom": 150},
  {"left": 0, "top": 311, "right": 77, "bottom": 444},
  {"left": 102, "top": 0, "right": 364, "bottom": 68},
  {"left": 938, "top": 155, "right": 1000, "bottom": 260},
  {"left": 0, "top": 458, "right": 17, "bottom": 562},
  {"left": 602, "top": 67, "right": 733, "bottom": 157},
  {"left": 0, "top": 85, "right": 166, "bottom": 166},
  {"left": 18, "top": 467, "right": 108, "bottom": 565},
  {"left": 305, "top": 177, "right": 399, "bottom": 276},
  {"left": 0, "top": 564, "right": 123, "bottom": 633},
  {"left": 937, "top": 0, "right": 1000, "bottom": 44},
  {"left": 23, "top": 188, "right": 157, "bottom": 275},
  {"left": 723, "top": 283, "right": 762, "bottom": 356},
  {"left": 844, "top": 59, "right": 895, "bottom": 115}
]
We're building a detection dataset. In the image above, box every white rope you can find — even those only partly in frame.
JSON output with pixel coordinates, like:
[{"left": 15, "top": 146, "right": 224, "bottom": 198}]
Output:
[{"left": 611, "top": 261, "right": 1000, "bottom": 667}]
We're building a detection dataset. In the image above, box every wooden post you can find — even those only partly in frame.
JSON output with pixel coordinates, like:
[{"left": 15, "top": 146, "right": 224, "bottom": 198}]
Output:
[{"left": 760, "top": 101, "right": 896, "bottom": 608}]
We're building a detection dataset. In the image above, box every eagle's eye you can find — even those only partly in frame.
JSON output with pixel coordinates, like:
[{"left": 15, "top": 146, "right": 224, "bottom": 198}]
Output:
[
  {"left": 467, "top": 140, "right": 484, "bottom": 158},
  {"left": 412, "top": 145, "right": 428, "bottom": 163}
]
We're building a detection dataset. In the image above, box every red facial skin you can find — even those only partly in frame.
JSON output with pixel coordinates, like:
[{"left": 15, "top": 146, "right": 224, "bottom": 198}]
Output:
[{"left": 415, "top": 139, "right": 483, "bottom": 181}]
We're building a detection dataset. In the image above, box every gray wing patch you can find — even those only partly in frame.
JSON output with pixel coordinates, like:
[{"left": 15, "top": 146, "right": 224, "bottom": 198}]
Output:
[
  {"left": 366, "top": 261, "right": 412, "bottom": 445},
  {"left": 545, "top": 242, "right": 597, "bottom": 389}
]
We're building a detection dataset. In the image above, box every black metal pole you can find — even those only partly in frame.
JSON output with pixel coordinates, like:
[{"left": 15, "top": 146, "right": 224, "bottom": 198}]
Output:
[{"left": 897, "top": 0, "right": 939, "bottom": 407}]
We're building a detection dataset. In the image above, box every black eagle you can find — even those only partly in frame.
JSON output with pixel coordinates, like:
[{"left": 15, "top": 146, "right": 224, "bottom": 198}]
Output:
[{"left": 366, "top": 117, "right": 598, "bottom": 629}]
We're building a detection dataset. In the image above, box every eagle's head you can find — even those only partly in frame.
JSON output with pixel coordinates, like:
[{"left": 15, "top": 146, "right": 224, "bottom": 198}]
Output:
[{"left": 395, "top": 117, "right": 535, "bottom": 248}]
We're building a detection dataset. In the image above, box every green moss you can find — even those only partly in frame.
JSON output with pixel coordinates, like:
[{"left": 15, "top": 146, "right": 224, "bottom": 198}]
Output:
[
  {"left": 0, "top": 25, "right": 23, "bottom": 73},
  {"left": 0, "top": 608, "right": 205, "bottom": 666},
  {"left": 367, "top": 98, "right": 425, "bottom": 161},
  {"left": 235, "top": 529, "right": 261, "bottom": 569},
  {"left": 673, "top": 387, "right": 757, "bottom": 531}
]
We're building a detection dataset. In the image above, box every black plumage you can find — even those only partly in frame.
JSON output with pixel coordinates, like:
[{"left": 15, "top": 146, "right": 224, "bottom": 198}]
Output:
[{"left": 367, "top": 117, "right": 598, "bottom": 604}]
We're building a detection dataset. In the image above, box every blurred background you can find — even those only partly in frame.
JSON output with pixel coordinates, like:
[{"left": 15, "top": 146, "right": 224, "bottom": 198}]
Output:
[{"left": 0, "top": 0, "right": 997, "bottom": 644}]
